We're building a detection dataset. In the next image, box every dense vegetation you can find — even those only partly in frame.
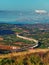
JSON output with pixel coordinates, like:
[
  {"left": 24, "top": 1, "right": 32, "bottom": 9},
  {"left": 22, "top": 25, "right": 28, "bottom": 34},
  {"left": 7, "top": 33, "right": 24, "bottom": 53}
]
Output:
[
  {"left": 0, "top": 51, "right": 49, "bottom": 65},
  {"left": 0, "top": 24, "right": 49, "bottom": 49}
]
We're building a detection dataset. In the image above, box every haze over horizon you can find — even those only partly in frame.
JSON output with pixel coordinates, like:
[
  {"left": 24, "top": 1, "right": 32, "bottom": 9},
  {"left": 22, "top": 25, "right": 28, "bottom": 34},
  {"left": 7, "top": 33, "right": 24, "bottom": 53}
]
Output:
[{"left": 0, "top": 0, "right": 49, "bottom": 24}]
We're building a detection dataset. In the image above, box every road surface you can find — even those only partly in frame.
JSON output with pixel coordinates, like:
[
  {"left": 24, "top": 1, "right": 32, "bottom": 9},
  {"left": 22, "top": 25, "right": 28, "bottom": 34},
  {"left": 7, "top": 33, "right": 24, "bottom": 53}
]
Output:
[{"left": 17, "top": 34, "right": 39, "bottom": 48}]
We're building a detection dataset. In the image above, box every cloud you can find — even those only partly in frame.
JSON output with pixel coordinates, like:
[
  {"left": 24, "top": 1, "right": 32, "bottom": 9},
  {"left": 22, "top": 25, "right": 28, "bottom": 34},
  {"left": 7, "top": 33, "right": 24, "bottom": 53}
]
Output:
[{"left": 35, "top": 10, "right": 47, "bottom": 14}]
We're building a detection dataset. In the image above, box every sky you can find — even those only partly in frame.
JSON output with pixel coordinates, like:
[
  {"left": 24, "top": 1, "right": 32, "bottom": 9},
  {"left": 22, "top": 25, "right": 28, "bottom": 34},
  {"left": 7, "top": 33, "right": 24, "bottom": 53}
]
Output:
[{"left": 0, "top": 0, "right": 49, "bottom": 11}]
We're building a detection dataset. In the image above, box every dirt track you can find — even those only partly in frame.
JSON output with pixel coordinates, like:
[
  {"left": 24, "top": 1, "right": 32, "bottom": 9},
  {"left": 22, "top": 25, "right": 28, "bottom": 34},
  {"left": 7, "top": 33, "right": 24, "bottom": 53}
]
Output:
[{"left": 17, "top": 34, "right": 38, "bottom": 43}]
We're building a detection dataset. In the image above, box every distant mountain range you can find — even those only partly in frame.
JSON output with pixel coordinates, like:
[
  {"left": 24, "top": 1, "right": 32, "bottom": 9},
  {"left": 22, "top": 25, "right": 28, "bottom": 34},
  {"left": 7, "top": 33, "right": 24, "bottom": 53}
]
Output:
[{"left": 0, "top": 10, "right": 49, "bottom": 24}]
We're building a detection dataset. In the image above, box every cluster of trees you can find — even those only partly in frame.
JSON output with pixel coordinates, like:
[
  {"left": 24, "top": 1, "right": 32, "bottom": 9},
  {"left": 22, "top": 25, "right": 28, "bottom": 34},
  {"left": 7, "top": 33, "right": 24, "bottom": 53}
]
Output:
[
  {"left": 0, "top": 51, "right": 49, "bottom": 65},
  {"left": 1, "top": 34, "right": 34, "bottom": 45},
  {"left": 1, "top": 34, "right": 17, "bottom": 45},
  {"left": 25, "top": 32, "right": 49, "bottom": 48}
]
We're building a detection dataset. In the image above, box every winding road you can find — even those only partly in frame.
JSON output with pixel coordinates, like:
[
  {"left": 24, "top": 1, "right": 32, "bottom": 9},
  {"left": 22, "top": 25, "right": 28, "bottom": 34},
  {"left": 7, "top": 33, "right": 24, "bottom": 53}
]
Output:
[{"left": 17, "top": 34, "right": 39, "bottom": 48}]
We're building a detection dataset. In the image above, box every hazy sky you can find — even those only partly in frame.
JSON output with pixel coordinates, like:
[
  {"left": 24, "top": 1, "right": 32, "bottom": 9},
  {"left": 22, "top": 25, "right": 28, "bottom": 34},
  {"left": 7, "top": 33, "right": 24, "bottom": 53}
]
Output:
[{"left": 0, "top": 0, "right": 49, "bottom": 11}]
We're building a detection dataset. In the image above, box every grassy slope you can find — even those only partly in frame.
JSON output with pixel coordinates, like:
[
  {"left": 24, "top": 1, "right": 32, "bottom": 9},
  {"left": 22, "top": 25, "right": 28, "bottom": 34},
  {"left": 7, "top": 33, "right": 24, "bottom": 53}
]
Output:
[{"left": 0, "top": 49, "right": 49, "bottom": 59}]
